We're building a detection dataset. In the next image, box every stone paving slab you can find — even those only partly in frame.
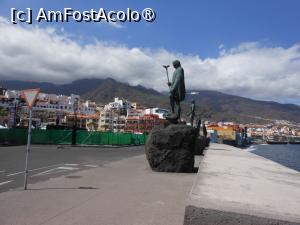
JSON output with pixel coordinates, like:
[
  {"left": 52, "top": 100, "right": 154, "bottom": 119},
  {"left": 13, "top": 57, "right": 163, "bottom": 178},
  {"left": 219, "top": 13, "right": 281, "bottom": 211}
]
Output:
[
  {"left": 184, "top": 143, "right": 300, "bottom": 225},
  {"left": 0, "top": 154, "right": 199, "bottom": 225}
]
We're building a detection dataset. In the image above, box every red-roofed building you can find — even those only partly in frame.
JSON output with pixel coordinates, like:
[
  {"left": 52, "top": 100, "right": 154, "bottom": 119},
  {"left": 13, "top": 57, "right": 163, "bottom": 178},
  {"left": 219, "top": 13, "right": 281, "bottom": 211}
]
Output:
[{"left": 125, "top": 114, "right": 165, "bottom": 134}]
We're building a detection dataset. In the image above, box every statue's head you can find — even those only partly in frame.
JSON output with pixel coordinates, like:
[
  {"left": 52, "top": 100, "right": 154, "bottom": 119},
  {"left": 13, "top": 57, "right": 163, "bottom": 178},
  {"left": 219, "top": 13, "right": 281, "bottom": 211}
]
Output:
[{"left": 172, "top": 60, "right": 181, "bottom": 69}]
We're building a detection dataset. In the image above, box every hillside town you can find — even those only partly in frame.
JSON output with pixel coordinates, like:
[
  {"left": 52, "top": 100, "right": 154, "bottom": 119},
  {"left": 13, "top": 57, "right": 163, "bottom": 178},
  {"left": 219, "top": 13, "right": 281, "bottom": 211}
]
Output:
[
  {"left": 1, "top": 87, "right": 300, "bottom": 144},
  {"left": 0, "top": 87, "right": 167, "bottom": 134}
]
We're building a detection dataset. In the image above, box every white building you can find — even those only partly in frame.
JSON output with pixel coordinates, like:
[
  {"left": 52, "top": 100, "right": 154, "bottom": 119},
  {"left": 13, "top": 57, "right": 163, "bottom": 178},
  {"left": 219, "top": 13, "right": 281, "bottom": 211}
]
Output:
[
  {"left": 0, "top": 88, "right": 98, "bottom": 128},
  {"left": 28, "top": 93, "right": 97, "bottom": 115},
  {"left": 143, "top": 108, "right": 169, "bottom": 119},
  {"left": 104, "top": 97, "right": 132, "bottom": 115},
  {"left": 98, "top": 109, "right": 127, "bottom": 132}
]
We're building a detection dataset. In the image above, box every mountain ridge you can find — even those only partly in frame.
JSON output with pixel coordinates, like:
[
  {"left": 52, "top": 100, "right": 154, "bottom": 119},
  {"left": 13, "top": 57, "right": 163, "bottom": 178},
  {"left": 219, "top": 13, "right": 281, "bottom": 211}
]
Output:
[
  {"left": 1, "top": 78, "right": 300, "bottom": 123},
  {"left": 0, "top": 78, "right": 161, "bottom": 97}
]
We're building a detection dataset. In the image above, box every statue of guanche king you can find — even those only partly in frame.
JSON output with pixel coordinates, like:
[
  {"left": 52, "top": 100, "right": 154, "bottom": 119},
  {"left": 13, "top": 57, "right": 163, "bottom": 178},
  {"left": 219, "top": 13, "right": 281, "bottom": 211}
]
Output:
[{"left": 166, "top": 60, "right": 186, "bottom": 122}]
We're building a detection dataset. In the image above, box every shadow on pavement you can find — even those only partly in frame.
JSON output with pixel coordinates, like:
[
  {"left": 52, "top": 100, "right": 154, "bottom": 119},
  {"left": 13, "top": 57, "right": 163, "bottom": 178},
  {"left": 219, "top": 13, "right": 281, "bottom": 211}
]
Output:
[{"left": 28, "top": 186, "right": 99, "bottom": 190}]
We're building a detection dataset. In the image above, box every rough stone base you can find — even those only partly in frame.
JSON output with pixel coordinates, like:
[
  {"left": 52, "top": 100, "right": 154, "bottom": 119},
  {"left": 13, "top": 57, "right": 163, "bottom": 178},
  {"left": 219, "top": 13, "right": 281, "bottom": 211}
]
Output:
[
  {"left": 194, "top": 136, "right": 206, "bottom": 155},
  {"left": 205, "top": 137, "right": 210, "bottom": 148},
  {"left": 145, "top": 124, "right": 196, "bottom": 173}
]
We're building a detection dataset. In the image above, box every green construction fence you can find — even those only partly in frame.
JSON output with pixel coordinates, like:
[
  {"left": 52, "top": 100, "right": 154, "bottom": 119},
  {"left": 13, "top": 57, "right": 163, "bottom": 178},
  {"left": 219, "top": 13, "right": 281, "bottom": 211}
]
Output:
[{"left": 0, "top": 129, "right": 148, "bottom": 146}]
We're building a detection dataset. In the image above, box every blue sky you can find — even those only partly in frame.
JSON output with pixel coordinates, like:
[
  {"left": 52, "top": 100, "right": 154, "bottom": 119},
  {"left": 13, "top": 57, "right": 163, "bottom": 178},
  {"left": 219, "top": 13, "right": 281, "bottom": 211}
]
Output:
[
  {"left": 0, "top": 0, "right": 300, "bottom": 104},
  {"left": 1, "top": 0, "right": 299, "bottom": 57}
]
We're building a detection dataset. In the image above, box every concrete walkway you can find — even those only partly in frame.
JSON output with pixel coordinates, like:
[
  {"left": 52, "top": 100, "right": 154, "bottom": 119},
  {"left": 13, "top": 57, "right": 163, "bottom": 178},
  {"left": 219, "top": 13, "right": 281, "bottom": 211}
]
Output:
[
  {"left": 184, "top": 143, "right": 300, "bottom": 225},
  {"left": 0, "top": 153, "right": 198, "bottom": 225}
]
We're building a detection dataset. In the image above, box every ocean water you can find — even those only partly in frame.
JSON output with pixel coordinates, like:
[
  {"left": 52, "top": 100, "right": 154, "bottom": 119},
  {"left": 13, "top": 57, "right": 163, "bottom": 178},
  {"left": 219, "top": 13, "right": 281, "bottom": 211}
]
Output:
[{"left": 246, "top": 144, "right": 300, "bottom": 172}]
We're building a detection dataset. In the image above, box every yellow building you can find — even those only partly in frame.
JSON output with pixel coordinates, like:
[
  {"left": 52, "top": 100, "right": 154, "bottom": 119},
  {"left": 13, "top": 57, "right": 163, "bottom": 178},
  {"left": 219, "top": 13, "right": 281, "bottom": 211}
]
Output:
[
  {"left": 207, "top": 125, "right": 236, "bottom": 141},
  {"left": 131, "top": 102, "right": 138, "bottom": 110}
]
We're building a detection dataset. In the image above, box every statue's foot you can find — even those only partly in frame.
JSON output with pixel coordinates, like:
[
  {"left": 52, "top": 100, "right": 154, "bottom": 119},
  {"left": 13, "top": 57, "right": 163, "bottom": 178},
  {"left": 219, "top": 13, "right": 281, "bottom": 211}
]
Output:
[{"left": 166, "top": 113, "right": 178, "bottom": 124}]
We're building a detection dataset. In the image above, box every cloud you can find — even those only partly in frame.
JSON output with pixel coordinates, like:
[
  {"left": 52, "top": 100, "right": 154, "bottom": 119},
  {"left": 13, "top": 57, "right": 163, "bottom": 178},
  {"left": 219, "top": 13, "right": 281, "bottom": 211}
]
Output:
[
  {"left": 108, "top": 21, "right": 125, "bottom": 29},
  {"left": 0, "top": 17, "right": 300, "bottom": 104}
]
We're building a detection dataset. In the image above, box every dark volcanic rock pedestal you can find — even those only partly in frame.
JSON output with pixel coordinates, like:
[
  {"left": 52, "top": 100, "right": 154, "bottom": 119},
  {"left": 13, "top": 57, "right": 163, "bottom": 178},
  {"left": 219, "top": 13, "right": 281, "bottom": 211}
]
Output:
[
  {"left": 145, "top": 124, "right": 198, "bottom": 173},
  {"left": 194, "top": 136, "right": 206, "bottom": 155}
]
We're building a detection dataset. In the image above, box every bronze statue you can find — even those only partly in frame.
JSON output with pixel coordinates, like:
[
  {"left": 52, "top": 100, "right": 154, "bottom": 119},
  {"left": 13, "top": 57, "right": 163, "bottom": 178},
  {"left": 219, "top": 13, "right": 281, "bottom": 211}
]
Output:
[
  {"left": 165, "top": 60, "right": 186, "bottom": 122},
  {"left": 196, "top": 118, "right": 201, "bottom": 131},
  {"left": 203, "top": 122, "right": 208, "bottom": 137},
  {"left": 187, "top": 100, "right": 196, "bottom": 127}
]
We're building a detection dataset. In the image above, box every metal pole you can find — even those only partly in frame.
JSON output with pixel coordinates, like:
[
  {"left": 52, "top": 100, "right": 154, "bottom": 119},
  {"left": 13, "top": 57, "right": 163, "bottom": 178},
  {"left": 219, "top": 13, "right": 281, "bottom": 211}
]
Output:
[
  {"left": 163, "top": 65, "right": 171, "bottom": 91},
  {"left": 72, "top": 98, "right": 78, "bottom": 146},
  {"left": 24, "top": 108, "right": 32, "bottom": 190},
  {"left": 13, "top": 98, "right": 17, "bottom": 127}
]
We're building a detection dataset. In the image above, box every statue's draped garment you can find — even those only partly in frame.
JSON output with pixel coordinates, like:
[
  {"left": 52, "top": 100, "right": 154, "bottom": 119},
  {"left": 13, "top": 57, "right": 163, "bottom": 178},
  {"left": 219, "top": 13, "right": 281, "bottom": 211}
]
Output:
[{"left": 170, "top": 63, "right": 185, "bottom": 102}]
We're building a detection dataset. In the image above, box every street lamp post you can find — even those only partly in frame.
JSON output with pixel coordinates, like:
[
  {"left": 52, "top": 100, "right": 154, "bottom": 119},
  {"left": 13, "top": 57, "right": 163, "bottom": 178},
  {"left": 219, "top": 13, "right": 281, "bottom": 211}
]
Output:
[
  {"left": 13, "top": 97, "right": 20, "bottom": 127},
  {"left": 71, "top": 98, "right": 79, "bottom": 146}
]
